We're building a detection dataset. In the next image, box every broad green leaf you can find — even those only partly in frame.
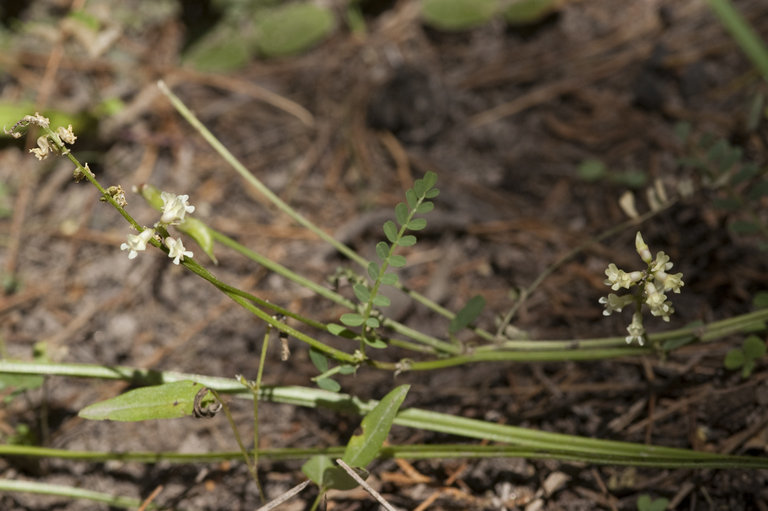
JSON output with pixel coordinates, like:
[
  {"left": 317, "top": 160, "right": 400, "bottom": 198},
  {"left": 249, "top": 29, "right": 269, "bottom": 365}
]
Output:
[
  {"left": 408, "top": 218, "right": 427, "bottom": 230},
  {"left": 78, "top": 381, "right": 211, "bottom": 421},
  {"left": 367, "top": 261, "right": 380, "bottom": 280},
  {"left": 302, "top": 455, "right": 336, "bottom": 486},
  {"left": 405, "top": 189, "right": 418, "bottom": 209},
  {"left": 724, "top": 348, "right": 745, "bottom": 370},
  {"left": 353, "top": 283, "right": 370, "bottom": 303},
  {"left": 753, "top": 291, "right": 768, "bottom": 309},
  {"left": 743, "top": 335, "right": 766, "bottom": 359},
  {"left": 338, "top": 365, "right": 357, "bottom": 375},
  {"left": 178, "top": 217, "right": 218, "bottom": 264},
  {"left": 398, "top": 235, "right": 417, "bottom": 247},
  {"left": 309, "top": 348, "right": 329, "bottom": 372},
  {"left": 425, "top": 188, "right": 440, "bottom": 199},
  {"left": 395, "top": 202, "right": 409, "bottom": 226},
  {"left": 316, "top": 377, "right": 341, "bottom": 392},
  {"left": 416, "top": 201, "right": 434, "bottom": 213},
  {"left": 389, "top": 255, "right": 407, "bottom": 267},
  {"left": 342, "top": 385, "right": 409, "bottom": 467},
  {"left": 422, "top": 171, "right": 438, "bottom": 189},
  {"left": 255, "top": 3, "right": 335, "bottom": 58},
  {"left": 380, "top": 273, "right": 399, "bottom": 286},
  {"left": 372, "top": 295, "right": 391, "bottom": 307},
  {"left": 363, "top": 336, "right": 388, "bottom": 349},
  {"left": 365, "top": 317, "right": 380, "bottom": 329},
  {"left": 340, "top": 313, "right": 364, "bottom": 327},
  {"left": 376, "top": 242, "right": 390, "bottom": 261},
  {"left": 449, "top": 295, "right": 486, "bottom": 334},
  {"left": 505, "top": 0, "right": 560, "bottom": 25},
  {"left": 182, "top": 22, "right": 254, "bottom": 72},
  {"left": 383, "top": 220, "right": 398, "bottom": 243}
]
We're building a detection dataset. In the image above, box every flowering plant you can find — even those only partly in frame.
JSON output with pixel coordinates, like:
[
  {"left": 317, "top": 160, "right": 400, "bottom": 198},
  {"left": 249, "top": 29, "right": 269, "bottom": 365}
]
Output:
[{"left": 599, "top": 232, "right": 684, "bottom": 345}]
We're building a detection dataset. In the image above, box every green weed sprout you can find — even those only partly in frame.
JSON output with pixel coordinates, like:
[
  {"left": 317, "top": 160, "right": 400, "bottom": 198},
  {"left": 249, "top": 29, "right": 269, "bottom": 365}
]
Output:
[{"left": 599, "top": 232, "right": 685, "bottom": 346}]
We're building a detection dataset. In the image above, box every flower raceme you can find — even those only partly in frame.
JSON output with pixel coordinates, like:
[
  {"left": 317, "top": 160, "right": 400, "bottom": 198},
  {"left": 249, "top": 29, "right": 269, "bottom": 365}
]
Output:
[
  {"left": 119, "top": 191, "right": 197, "bottom": 263},
  {"left": 600, "top": 232, "right": 684, "bottom": 345}
]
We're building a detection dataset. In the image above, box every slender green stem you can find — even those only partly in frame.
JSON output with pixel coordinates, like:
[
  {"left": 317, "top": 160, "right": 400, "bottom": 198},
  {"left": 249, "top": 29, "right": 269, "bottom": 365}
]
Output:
[
  {"left": 156, "top": 81, "right": 501, "bottom": 341},
  {"left": 0, "top": 479, "right": 153, "bottom": 510},
  {"left": 3, "top": 360, "right": 768, "bottom": 468},
  {"left": 705, "top": 0, "right": 768, "bottom": 82}
]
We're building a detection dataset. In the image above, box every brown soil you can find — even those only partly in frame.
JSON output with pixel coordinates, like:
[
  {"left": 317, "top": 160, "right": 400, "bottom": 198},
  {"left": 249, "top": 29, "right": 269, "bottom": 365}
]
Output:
[{"left": 1, "top": 0, "right": 768, "bottom": 509}]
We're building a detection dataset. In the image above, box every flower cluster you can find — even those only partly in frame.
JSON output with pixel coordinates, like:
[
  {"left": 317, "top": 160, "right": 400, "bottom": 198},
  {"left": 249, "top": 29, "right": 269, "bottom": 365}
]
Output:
[
  {"left": 3, "top": 113, "right": 76, "bottom": 160},
  {"left": 600, "top": 232, "right": 684, "bottom": 345},
  {"left": 119, "top": 191, "right": 195, "bottom": 265}
]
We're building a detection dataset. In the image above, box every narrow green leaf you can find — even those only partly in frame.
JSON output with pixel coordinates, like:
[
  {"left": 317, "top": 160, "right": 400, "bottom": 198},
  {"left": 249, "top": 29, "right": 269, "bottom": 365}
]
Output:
[
  {"left": 342, "top": 385, "right": 410, "bottom": 468},
  {"left": 353, "top": 283, "right": 370, "bottom": 303},
  {"left": 380, "top": 273, "right": 399, "bottom": 286},
  {"left": 375, "top": 242, "right": 389, "bottom": 261},
  {"left": 309, "top": 348, "right": 329, "bottom": 372},
  {"left": 340, "top": 313, "right": 364, "bottom": 327},
  {"left": 398, "top": 235, "right": 417, "bottom": 247},
  {"left": 389, "top": 255, "right": 407, "bottom": 267},
  {"left": 395, "top": 202, "right": 409, "bottom": 226},
  {"left": 372, "top": 295, "right": 391, "bottom": 307},
  {"left": 407, "top": 218, "right": 427, "bottom": 230},
  {"left": 383, "top": 220, "right": 398, "bottom": 243},
  {"left": 363, "top": 336, "right": 388, "bottom": 349},
  {"left": 78, "top": 381, "right": 208, "bottom": 421},
  {"left": 416, "top": 201, "right": 434, "bottom": 213},
  {"left": 0, "top": 372, "right": 44, "bottom": 393},
  {"left": 449, "top": 295, "right": 486, "bottom": 334},
  {"left": 338, "top": 365, "right": 357, "bottom": 375}
]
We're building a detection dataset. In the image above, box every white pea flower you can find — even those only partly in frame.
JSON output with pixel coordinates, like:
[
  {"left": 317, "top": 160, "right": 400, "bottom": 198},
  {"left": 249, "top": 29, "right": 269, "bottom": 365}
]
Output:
[
  {"left": 165, "top": 236, "right": 193, "bottom": 265},
  {"left": 120, "top": 228, "right": 155, "bottom": 259},
  {"left": 626, "top": 311, "right": 645, "bottom": 345},
  {"left": 30, "top": 136, "right": 51, "bottom": 160},
  {"left": 56, "top": 124, "right": 76, "bottom": 145},
  {"left": 656, "top": 271, "right": 684, "bottom": 294},
  {"left": 160, "top": 192, "right": 195, "bottom": 225},
  {"left": 635, "top": 232, "right": 652, "bottom": 264},
  {"left": 604, "top": 263, "right": 642, "bottom": 291},
  {"left": 599, "top": 293, "right": 634, "bottom": 316}
]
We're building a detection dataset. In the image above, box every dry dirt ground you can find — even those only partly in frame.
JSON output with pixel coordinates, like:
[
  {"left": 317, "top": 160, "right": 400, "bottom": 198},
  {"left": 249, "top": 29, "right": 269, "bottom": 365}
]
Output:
[{"left": 2, "top": 0, "right": 768, "bottom": 509}]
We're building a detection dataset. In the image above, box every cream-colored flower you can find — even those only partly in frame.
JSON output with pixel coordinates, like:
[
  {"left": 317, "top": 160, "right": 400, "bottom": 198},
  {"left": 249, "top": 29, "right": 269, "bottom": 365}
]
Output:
[
  {"left": 30, "top": 136, "right": 51, "bottom": 160},
  {"left": 635, "top": 231, "right": 652, "bottom": 263},
  {"left": 599, "top": 293, "right": 634, "bottom": 316},
  {"left": 165, "top": 236, "right": 193, "bottom": 265},
  {"left": 160, "top": 192, "right": 195, "bottom": 225},
  {"left": 56, "top": 124, "right": 76, "bottom": 145},
  {"left": 120, "top": 228, "right": 155, "bottom": 259},
  {"left": 626, "top": 311, "right": 645, "bottom": 345}
]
